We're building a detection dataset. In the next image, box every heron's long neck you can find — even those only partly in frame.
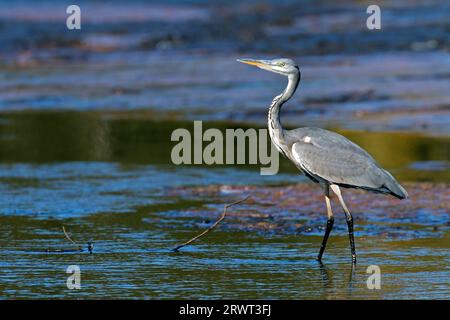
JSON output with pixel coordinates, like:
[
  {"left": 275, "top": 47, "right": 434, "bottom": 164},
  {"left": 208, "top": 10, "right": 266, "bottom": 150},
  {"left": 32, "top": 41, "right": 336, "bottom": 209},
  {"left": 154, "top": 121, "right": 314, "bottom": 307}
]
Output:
[{"left": 268, "top": 72, "right": 300, "bottom": 154}]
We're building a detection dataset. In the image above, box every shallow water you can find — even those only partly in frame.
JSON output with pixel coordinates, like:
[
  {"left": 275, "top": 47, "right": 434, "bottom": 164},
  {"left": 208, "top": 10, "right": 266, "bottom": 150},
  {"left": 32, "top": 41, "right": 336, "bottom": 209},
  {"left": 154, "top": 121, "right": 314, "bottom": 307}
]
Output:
[
  {"left": 0, "top": 111, "right": 448, "bottom": 299},
  {"left": 0, "top": 0, "right": 449, "bottom": 299},
  {"left": 1, "top": 219, "right": 448, "bottom": 299}
]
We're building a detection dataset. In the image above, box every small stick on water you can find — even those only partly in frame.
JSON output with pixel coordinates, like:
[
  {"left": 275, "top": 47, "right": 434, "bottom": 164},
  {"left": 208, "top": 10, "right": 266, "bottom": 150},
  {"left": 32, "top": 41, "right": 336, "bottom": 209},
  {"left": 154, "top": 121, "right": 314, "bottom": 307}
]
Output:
[
  {"left": 62, "top": 226, "right": 83, "bottom": 251},
  {"left": 172, "top": 195, "right": 250, "bottom": 252}
]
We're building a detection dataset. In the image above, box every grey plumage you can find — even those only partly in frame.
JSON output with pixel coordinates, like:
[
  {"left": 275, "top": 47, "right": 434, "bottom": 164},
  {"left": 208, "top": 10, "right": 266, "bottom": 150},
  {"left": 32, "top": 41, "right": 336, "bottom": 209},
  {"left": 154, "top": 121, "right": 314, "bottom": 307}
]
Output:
[
  {"left": 237, "top": 57, "right": 408, "bottom": 263},
  {"left": 286, "top": 127, "right": 408, "bottom": 199},
  {"left": 237, "top": 58, "right": 407, "bottom": 199}
]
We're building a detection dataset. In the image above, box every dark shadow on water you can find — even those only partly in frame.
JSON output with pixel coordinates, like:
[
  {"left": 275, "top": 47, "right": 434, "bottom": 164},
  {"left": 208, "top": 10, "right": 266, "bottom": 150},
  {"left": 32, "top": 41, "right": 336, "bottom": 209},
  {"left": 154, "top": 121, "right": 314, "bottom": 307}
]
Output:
[
  {"left": 347, "top": 263, "right": 356, "bottom": 291},
  {"left": 318, "top": 261, "right": 331, "bottom": 287},
  {"left": 317, "top": 260, "right": 358, "bottom": 298}
]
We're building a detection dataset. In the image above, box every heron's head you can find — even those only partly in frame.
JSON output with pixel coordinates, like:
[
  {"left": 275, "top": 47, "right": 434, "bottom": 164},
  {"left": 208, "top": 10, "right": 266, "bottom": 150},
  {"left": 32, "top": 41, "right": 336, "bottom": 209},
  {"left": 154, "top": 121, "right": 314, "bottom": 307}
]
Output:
[{"left": 237, "top": 58, "right": 299, "bottom": 76}]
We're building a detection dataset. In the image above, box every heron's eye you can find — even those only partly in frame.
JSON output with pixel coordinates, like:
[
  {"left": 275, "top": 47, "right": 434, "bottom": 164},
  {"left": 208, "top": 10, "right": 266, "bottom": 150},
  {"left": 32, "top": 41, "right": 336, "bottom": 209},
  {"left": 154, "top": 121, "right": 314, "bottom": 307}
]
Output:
[{"left": 278, "top": 62, "right": 286, "bottom": 67}]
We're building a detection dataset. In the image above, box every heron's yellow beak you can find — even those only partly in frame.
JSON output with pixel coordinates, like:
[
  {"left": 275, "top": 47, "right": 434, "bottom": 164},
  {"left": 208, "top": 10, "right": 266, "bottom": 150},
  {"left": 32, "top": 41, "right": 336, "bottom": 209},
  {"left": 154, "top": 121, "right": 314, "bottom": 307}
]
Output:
[
  {"left": 237, "top": 59, "right": 262, "bottom": 67},
  {"left": 236, "top": 58, "right": 269, "bottom": 68}
]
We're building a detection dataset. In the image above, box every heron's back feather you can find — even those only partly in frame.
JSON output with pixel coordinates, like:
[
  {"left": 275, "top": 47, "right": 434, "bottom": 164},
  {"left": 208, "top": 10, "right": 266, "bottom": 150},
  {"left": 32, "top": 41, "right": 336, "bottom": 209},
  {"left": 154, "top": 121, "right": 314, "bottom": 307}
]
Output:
[{"left": 287, "top": 127, "right": 408, "bottom": 199}]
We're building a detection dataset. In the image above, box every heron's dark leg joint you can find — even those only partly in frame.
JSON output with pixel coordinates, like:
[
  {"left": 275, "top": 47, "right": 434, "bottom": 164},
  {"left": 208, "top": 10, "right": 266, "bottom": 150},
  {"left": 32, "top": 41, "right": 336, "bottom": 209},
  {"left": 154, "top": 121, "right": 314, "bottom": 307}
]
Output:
[
  {"left": 317, "top": 216, "right": 334, "bottom": 262},
  {"left": 327, "top": 216, "right": 335, "bottom": 228},
  {"left": 346, "top": 215, "right": 353, "bottom": 225}
]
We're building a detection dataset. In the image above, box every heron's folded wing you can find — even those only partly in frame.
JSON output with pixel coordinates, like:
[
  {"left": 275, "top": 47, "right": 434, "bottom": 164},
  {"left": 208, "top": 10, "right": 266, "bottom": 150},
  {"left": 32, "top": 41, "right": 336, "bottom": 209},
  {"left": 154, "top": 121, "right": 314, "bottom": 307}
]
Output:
[{"left": 292, "top": 141, "right": 385, "bottom": 189}]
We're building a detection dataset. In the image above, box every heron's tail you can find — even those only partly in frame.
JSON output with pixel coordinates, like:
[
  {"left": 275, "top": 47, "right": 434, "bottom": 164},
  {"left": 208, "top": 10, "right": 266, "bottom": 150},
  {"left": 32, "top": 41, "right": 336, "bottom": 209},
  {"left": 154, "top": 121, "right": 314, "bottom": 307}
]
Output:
[{"left": 382, "top": 169, "right": 408, "bottom": 199}]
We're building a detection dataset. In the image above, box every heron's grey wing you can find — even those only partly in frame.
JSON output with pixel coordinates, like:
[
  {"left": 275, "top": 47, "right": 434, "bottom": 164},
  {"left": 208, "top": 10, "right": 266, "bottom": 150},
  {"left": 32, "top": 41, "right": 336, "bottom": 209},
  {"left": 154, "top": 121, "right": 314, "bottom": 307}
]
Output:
[
  {"left": 290, "top": 129, "right": 408, "bottom": 198},
  {"left": 287, "top": 127, "right": 377, "bottom": 162},
  {"left": 292, "top": 140, "right": 380, "bottom": 188}
]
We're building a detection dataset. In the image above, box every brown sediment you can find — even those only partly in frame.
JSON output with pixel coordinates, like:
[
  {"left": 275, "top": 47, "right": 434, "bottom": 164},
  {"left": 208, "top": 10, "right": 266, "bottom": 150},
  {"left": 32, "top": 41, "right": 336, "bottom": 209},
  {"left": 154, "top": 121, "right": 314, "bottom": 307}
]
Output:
[{"left": 169, "top": 182, "right": 449, "bottom": 236}]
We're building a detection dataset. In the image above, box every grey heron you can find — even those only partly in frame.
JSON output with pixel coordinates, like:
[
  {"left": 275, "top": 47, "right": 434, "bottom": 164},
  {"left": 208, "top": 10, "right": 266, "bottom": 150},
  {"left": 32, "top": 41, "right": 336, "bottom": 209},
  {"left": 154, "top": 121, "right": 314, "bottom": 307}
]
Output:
[{"left": 237, "top": 58, "right": 408, "bottom": 264}]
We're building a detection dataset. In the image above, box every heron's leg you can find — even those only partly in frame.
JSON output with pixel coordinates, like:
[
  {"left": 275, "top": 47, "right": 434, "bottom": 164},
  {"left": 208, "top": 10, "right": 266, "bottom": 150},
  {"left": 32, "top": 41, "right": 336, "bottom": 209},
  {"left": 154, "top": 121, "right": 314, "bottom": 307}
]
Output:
[
  {"left": 317, "top": 190, "right": 334, "bottom": 262},
  {"left": 330, "top": 185, "right": 356, "bottom": 264}
]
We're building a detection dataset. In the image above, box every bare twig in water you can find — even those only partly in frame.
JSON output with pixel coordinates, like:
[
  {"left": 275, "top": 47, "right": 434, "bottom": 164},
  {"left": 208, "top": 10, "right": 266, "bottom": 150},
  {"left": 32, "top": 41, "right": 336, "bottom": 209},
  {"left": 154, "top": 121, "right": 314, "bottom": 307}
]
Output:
[
  {"left": 62, "top": 226, "right": 81, "bottom": 250},
  {"left": 45, "top": 226, "right": 84, "bottom": 253},
  {"left": 63, "top": 226, "right": 93, "bottom": 253},
  {"left": 42, "top": 227, "right": 93, "bottom": 254},
  {"left": 45, "top": 226, "right": 83, "bottom": 253},
  {"left": 172, "top": 195, "right": 250, "bottom": 252}
]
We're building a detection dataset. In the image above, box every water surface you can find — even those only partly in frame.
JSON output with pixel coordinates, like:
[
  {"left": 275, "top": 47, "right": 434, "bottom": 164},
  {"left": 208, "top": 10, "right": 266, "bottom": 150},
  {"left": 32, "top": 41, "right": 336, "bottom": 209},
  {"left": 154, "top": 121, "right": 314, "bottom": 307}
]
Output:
[
  {"left": 0, "top": 111, "right": 448, "bottom": 299},
  {"left": 0, "top": 0, "right": 449, "bottom": 300}
]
